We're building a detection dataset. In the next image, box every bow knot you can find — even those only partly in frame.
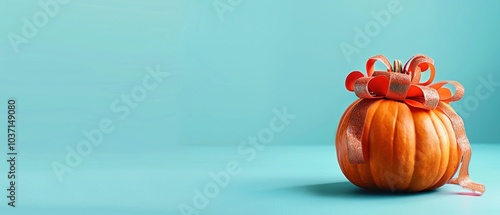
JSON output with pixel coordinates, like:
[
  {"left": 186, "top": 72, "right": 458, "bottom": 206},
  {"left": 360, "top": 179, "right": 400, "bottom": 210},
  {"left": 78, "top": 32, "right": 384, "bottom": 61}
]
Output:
[{"left": 345, "top": 55, "right": 463, "bottom": 110}]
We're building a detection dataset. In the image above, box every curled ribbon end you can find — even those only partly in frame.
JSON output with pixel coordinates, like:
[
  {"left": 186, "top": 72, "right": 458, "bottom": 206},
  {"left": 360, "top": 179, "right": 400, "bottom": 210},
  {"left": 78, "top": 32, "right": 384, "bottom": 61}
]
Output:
[{"left": 448, "top": 177, "right": 486, "bottom": 195}]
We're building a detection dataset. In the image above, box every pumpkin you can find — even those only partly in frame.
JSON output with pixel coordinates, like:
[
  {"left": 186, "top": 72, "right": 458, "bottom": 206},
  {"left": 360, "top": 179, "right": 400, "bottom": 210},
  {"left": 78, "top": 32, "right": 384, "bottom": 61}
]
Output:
[{"left": 335, "top": 55, "right": 485, "bottom": 194}]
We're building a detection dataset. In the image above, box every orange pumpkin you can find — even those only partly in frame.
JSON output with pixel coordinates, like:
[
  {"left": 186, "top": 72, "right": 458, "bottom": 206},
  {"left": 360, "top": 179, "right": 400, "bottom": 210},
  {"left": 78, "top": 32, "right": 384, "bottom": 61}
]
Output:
[{"left": 335, "top": 55, "right": 485, "bottom": 194}]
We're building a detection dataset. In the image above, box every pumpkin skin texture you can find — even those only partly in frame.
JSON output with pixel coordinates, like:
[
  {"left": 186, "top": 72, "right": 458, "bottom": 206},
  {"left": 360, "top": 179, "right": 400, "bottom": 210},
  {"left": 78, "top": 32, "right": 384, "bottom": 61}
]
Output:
[{"left": 336, "top": 99, "right": 462, "bottom": 192}]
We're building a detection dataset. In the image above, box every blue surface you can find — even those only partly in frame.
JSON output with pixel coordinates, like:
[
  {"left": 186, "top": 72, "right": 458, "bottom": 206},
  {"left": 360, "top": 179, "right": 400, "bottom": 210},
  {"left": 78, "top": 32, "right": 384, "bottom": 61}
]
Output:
[
  {"left": 9, "top": 144, "right": 500, "bottom": 214},
  {"left": 0, "top": 0, "right": 499, "bottom": 214}
]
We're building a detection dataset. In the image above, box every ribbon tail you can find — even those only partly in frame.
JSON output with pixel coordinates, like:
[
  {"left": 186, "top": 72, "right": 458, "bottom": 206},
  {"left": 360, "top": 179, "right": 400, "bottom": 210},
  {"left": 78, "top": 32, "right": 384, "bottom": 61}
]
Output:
[
  {"left": 346, "top": 99, "right": 375, "bottom": 164},
  {"left": 438, "top": 103, "right": 485, "bottom": 194}
]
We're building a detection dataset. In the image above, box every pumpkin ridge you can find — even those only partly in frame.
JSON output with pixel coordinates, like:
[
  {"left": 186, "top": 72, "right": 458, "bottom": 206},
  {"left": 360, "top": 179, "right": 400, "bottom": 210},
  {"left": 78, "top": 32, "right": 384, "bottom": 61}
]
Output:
[
  {"left": 367, "top": 102, "right": 379, "bottom": 189},
  {"left": 389, "top": 101, "right": 399, "bottom": 190},
  {"left": 427, "top": 110, "right": 447, "bottom": 188},
  {"left": 429, "top": 106, "right": 460, "bottom": 189},
  {"left": 353, "top": 155, "right": 367, "bottom": 189},
  {"left": 407, "top": 107, "right": 418, "bottom": 190},
  {"left": 393, "top": 103, "right": 413, "bottom": 190},
  {"left": 369, "top": 100, "right": 396, "bottom": 189},
  {"left": 411, "top": 110, "right": 444, "bottom": 191},
  {"left": 358, "top": 99, "right": 381, "bottom": 189}
]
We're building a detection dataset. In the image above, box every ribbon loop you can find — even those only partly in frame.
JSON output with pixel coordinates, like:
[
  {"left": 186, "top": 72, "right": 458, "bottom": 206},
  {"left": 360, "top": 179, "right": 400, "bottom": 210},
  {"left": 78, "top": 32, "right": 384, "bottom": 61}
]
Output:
[{"left": 366, "top": 55, "right": 392, "bottom": 76}]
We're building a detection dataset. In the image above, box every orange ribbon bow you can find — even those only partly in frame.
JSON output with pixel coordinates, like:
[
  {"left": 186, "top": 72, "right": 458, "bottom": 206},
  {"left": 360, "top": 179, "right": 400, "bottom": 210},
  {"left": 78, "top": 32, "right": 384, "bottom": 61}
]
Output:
[{"left": 344, "top": 54, "right": 485, "bottom": 194}]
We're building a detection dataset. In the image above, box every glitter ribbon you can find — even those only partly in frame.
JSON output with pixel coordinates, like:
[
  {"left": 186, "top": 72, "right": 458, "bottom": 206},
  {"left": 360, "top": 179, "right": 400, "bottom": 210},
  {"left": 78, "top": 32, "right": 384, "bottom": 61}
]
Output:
[{"left": 344, "top": 54, "right": 485, "bottom": 194}]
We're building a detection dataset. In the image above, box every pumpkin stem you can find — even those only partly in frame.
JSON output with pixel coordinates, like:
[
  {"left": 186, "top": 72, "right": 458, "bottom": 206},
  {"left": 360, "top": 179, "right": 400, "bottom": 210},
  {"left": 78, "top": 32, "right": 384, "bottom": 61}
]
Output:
[{"left": 393, "top": 59, "right": 403, "bottom": 74}]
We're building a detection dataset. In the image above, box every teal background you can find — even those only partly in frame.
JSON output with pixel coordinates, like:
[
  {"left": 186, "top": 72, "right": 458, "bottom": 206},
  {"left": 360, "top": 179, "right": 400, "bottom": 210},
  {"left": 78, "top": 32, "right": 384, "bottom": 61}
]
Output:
[{"left": 0, "top": 0, "right": 499, "bottom": 214}]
